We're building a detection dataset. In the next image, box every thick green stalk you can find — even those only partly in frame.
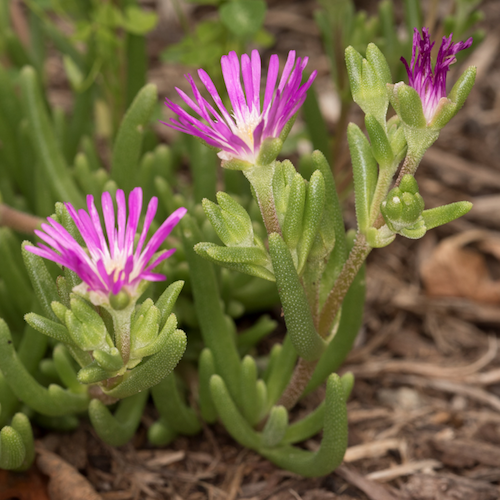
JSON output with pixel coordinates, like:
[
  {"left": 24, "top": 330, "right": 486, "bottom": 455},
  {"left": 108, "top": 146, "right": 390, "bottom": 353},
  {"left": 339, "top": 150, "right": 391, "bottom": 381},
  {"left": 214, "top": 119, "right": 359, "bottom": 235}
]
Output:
[
  {"left": 88, "top": 390, "right": 149, "bottom": 446},
  {"left": 20, "top": 67, "right": 83, "bottom": 207},
  {"left": 268, "top": 233, "right": 325, "bottom": 362},
  {"left": 0, "top": 319, "right": 89, "bottom": 416},
  {"left": 265, "top": 335, "right": 297, "bottom": 409},
  {"left": 110, "top": 84, "right": 157, "bottom": 193},
  {"left": 210, "top": 375, "right": 261, "bottom": 449},
  {"left": 181, "top": 216, "right": 242, "bottom": 406},
  {"left": 151, "top": 373, "right": 201, "bottom": 435},
  {"left": 261, "top": 374, "right": 348, "bottom": 477}
]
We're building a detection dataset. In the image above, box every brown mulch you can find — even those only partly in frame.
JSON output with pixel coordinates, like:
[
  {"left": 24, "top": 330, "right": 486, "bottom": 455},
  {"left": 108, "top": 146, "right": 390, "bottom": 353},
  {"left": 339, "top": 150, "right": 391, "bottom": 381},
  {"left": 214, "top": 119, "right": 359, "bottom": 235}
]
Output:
[{"left": 5, "top": 0, "right": 500, "bottom": 498}]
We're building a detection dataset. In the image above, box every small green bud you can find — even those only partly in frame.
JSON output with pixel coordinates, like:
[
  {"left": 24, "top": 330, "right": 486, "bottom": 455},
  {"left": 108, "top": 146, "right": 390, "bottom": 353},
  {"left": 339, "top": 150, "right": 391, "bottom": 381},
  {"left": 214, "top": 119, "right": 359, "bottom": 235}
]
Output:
[
  {"left": 345, "top": 45, "right": 390, "bottom": 125},
  {"left": 109, "top": 290, "right": 131, "bottom": 310},
  {"left": 381, "top": 175, "right": 426, "bottom": 239},
  {"left": 399, "top": 174, "right": 419, "bottom": 195}
]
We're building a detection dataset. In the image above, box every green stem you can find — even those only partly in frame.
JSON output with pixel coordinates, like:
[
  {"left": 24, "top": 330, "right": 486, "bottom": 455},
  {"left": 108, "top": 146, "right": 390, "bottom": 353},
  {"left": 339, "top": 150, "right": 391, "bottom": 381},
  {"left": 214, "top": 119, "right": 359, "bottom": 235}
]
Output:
[
  {"left": 318, "top": 233, "right": 371, "bottom": 337},
  {"left": 394, "top": 151, "right": 422, "bottom": 186},
  {"left": 368, "top": 162, "right": 397, "bottom": 225},
  {"left": 244, "top": 165, "right": 282, "bottom": 236}
]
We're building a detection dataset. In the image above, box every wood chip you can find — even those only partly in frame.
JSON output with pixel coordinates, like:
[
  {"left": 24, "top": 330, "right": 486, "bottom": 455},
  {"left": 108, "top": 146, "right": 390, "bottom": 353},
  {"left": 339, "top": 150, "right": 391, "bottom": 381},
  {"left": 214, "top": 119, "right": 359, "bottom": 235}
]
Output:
[
  {"left": 344, "top": 439, "right": 403, "bottom": 463},
  {"left": 401, "top": 473, "right": 500, "bottom": 500},
  {"left": 225, "top": 464, "right": 246, "bottom": 500},
  {"left": 433, "top": 438, "right": 500, "bottom": 468},
  {"left": 36, "top": 447, "right": 103, "bottom": 500},
  {"left": 344, "top": 336, "right": 497, "bottom": 380},
  {"left": 335, "top": 465, "right": 399, "bottom": 500},
  {"left": 365, "top": 460, "right": 442, "bottom": 482},
  {"left": 420, "top": 230, "right": 500, "bottom": 304},
  {"left": 144, "top": 451, "right": 186, "bottom": 468},
  {"left": 392, "top": 289, "right": 500, "bottom": 323},
  {"left": 396, "top": 375, "right": 500, "bottom": 413}
]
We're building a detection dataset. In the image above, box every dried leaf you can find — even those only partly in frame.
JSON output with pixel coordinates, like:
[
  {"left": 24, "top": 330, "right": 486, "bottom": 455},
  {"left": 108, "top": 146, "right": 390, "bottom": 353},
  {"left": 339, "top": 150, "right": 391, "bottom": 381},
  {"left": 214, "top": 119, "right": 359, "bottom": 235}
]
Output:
[
  {"left": 420, "top": 230, "right": 500, "bottom": 304},
  {"left": 36, "top": 448, "right": 102, "bottom": 500}
]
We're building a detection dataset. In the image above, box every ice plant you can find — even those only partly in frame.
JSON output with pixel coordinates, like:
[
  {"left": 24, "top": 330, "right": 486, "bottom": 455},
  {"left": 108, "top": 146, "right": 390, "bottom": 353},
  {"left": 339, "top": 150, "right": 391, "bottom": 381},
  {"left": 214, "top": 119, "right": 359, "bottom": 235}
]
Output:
[
  {"left": 163, "top": 50, "right": 317, "bottom": 166},
  {"left": 26, "top": 188, "right": 187, "bottom": 307},
  {"left": 401, "top": 27, "right": 473, "bottom": 124}
]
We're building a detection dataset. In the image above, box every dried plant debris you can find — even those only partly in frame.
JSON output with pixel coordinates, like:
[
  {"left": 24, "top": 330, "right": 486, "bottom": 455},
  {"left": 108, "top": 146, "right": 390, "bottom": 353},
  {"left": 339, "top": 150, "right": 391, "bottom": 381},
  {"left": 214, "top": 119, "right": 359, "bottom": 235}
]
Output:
[
  {"left": 401, "top": 473, "right": 500, "bottom": 500},
  {"left": 420, "top": 230, "right": 500, "bottom": 304},
  {"left": 37, "top": 447, "right": 103, "bottom": 500}
]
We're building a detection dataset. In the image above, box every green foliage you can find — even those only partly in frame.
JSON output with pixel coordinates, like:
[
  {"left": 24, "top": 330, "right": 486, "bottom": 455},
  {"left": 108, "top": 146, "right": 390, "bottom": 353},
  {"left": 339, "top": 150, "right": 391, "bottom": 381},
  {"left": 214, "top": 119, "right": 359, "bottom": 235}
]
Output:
[
  {"left": 219, "top": 0, "right": 267, "bottom": 38},
  {"left": 161, "top": 0, "right": 273, "bottom": 81}
]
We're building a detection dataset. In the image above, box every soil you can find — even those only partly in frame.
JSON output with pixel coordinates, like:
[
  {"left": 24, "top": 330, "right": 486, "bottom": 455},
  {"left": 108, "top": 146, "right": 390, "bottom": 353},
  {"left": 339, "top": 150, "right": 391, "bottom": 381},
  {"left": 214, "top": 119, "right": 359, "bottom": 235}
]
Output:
[{"left": 3, "top": 0, "right": 500, "bottom": 499}]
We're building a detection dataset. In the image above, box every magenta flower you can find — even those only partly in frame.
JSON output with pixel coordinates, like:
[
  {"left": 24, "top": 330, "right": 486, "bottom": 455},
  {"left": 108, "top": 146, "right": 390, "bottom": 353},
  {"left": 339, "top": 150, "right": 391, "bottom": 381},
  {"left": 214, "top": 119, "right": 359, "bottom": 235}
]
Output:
[
  {"left": 27, "top": 188, "right": 186, "bottom": 304},
  {"left": 163, "top": 50, "right": 316, "bottom": 164},
  {"left": 401, "top": 28, "right": 472, "bottom": 123}
]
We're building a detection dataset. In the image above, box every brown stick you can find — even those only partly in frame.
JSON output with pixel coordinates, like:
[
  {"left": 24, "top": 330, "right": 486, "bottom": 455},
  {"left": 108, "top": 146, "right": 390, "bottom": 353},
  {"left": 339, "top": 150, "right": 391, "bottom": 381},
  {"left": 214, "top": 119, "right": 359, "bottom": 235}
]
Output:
[
  {"left": 318, "top": 233, "right": 371, "bottom": 337},
  {"left": 277, "top": 358, "right": 318, "bottom": 410},
  {"left": 0, "top": 204, "right": 43, "bottom": 233}
]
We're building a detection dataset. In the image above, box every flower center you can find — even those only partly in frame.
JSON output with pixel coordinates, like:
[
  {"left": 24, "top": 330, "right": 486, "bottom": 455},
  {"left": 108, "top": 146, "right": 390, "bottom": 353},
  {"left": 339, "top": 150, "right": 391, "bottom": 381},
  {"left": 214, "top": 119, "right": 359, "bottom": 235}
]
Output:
[{"left": 234, "top": 107, "right": 262, "bottom": 150}]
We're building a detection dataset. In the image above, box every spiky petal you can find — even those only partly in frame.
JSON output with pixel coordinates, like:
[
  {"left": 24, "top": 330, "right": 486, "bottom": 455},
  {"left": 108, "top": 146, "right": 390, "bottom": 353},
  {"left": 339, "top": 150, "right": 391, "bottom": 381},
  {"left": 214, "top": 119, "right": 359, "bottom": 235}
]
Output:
[
  {"left": 163, "top": 50, "right": 317, "bottom": 164},
  {"left": 401, "top": 28, "right": 472, "bottom": 123},
  {"left": 26, "top": 188, "right": 186, "bottom": 304}
]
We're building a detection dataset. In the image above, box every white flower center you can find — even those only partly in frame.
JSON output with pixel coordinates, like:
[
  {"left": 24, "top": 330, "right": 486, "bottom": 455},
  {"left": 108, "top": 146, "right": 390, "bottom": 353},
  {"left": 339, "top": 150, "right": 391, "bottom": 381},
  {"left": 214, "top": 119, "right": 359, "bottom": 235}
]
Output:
[{"left": 234, "top": 107, "right": 262, "bottom": 149}]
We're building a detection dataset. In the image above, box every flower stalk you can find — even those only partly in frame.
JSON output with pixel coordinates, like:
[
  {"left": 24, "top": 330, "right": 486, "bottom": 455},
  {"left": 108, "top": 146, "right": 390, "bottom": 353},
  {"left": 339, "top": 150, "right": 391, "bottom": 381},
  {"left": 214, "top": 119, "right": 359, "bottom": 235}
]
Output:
[{"left": 243, "top": 164, "right": 282, "bottom": 236}]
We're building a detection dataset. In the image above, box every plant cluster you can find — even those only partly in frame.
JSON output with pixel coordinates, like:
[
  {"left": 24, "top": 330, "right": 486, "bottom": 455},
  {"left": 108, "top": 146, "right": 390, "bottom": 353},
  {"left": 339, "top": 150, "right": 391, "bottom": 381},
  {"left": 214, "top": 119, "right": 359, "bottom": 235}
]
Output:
[{"left": 0, "top": 0, "right": 479, "bottom": 477}]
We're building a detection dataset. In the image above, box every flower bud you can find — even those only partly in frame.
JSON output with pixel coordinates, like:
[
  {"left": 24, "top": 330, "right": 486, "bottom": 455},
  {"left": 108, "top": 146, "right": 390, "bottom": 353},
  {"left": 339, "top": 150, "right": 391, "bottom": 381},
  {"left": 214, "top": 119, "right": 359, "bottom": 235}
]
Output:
[
  {"left": 345, "top": 44, "right": 392, "bottom": 125},
  {"left": 381, "top": 175, "right": 426, "bottom": 238}
]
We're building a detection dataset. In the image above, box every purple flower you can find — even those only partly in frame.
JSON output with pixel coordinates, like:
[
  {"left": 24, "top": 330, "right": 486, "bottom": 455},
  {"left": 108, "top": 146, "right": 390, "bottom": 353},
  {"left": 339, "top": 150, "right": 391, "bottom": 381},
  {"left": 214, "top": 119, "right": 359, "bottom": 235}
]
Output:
[
  {"left": 27, "top": 188, "right": 186, "bottom": 304},
  {"left": 163, "top": 50, "right": 316, "bottom": 164},
  {"left": 401, "top": 28, "right": 472, "bottom": 123}
]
